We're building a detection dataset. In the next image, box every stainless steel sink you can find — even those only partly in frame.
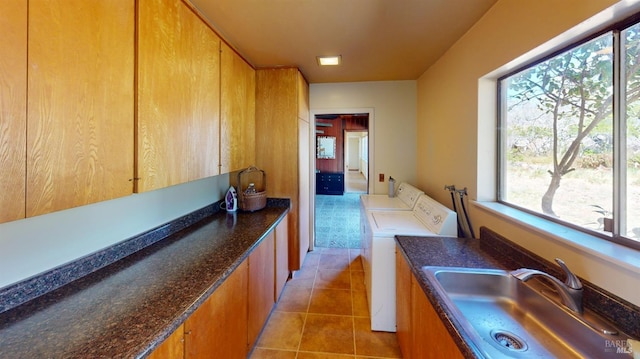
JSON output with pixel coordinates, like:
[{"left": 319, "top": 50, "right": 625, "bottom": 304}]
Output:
[{"left": 422, "top": 266, "right": 634, "bottom": 358}]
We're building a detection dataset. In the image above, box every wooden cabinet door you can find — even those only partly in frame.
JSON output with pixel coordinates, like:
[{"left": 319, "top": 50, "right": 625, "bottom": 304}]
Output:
[
  {"left": 256, "top": 68, "right": 309, "bottom": 272},
  {"left": 220, "top": 42, "right": 255, "bottom": 174},
  {"left": 298, "top": 118, "right": 310, "bottom": 265},
  {"left": 147, "top": 324, "right": 184, "bottom": 359},
  {"left": 184, "top": 260, "right": 248, "bottom": 359},
  {"left": 248, "top": 231, "right": 275, "bottom": 347},
  {"left": 137, "top": 0, "right": 220, "bottom": 192},
  {"left": 297, "top": 72, "right": 309, "bottom": 122},
  {"left": 396, "top": 248, "right": 412, "bottom": 358},
  {"left": 0, "top": 0, "right": 27, "bottom": 223},
  {"left": 275, "top": 215, "right": 289, "bottom": 301},
  {"left": 412, "top": 275, "right": 464, "bottom": 359},
  {"left": 27, "top": 0, "right": 134, "bottom": 216}
]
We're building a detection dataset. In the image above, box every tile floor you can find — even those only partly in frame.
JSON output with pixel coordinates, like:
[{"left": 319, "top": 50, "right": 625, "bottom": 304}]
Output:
[
  {"left": 315, "top": 194, "right": 362, "bottom": 248},
  {"left": 250, "top": 247, "right": 402, "bottom": 359}
]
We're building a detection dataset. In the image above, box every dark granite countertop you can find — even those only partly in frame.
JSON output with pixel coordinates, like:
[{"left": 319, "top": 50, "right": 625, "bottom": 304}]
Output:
[
  {"left": 395, "top": 235, "right": 498, "bottom": 359},
  {"left": 396, "top": 227, "right": 640, "bottom": 359},
  {"left": 0, "top": 202, "right": 289, "bottom": 359}
]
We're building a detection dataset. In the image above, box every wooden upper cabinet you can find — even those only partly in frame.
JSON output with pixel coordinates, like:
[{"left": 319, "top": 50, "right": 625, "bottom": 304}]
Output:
[
  {"left": 220, "top": 42, "right": 256, "bottom": 174},
  {"left": 0, "top": 0, "right": 27, "bottom": 224},
  {"left": 298, "top": 72, "right": 309, "bottom": 122},
  {"left": 26, "top": 0, "right": 134, "bottom": 217},
  {"left": 137, "top": 0, "right": 220, "bottom": 192}
]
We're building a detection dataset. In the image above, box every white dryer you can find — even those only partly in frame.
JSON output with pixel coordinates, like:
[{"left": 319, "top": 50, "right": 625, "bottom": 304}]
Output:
[
  {"left": 359, "top": 182, "right": 423, "bottom": 211},
  {"left": 362, "top": 194, "right": 457, "bottom": 332}
]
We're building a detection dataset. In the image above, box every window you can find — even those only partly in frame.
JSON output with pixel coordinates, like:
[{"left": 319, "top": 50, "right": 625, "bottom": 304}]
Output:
[{"left": 499, "top": 18, "right": 640, "bottom": 249}]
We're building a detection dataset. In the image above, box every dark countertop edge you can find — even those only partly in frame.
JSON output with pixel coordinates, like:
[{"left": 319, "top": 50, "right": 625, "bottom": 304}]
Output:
[
  {"left": 137, "top": 205, "right": 290, "bottom": 358},
  {"left": 0, "top": 198, "right": 291, "bottom": 314},
  {"left": 395, "top": 227, "right": 640, "bottom": 359},
  {"left": 395, "top": 237, "right": 492, "bottom": 359},
  {"left": 139, "top": 208, "right": 290, "bottom": 358},
  {"left": 0, "top": 198, "right": 290, "bottom": 359}
]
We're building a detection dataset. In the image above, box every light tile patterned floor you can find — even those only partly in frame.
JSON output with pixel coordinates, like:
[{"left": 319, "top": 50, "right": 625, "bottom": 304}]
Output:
[
  {"left": 315, "top": 194, "right": 362, "bottom": 248},
  {"left": 250, "top": 248, "right": 402, "bottom": 359}
]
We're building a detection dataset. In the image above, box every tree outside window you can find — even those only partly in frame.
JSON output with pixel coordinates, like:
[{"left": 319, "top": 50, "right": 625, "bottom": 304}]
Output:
[{"left": 499, "top": 21, "right": 640, "bottom": 247}]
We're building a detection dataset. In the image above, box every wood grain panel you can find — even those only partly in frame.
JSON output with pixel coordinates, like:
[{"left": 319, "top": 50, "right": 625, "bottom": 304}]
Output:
[
  {"left": 147, "top": 324, "right": 184, "bottom": 359},
  {"left": 0, "top": 0, "right": 27, "bottom": 223},
  {"left": 256, "top": 68, "right": 302, "bottom": 270},
  {"left": 298, "top": 119, "right": 310, "bottom": 266},
  {"left": 315, "top": 118, "right": 343, "bottom": 173},
  {"left": 137, "top": 0, "right": 220, "bottom": 192},
  {"left": 274, "top": 215, "right": 289, "bottom": 301},
  {"left": 27, "top": 0, "right": 134, "bottom": 216},
  {"left": 185, "top": 260, "right": 248, "bottom": 359},
  {"left": 412, "top": 275, "right": 465, "bottom": 359},
  {"left": 298, "top": 71, "right": 309, "bottom": 122},
  {"left": 395, "top": 248, "right": 412, "bottom": 358},
  {"left": 248, "top": 231, "right": 275, "bottom": 348},
  {"left": 220, "top": 42, "right": 255, "bottom": 174}
]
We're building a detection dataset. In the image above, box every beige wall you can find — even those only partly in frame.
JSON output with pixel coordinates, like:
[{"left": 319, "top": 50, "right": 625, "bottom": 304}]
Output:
[
  {"left": 310, "top": 81, "right": 417, "bottom": 194},
  {"left": 417, "top": 0, "right": 640, "bottom": 305}
]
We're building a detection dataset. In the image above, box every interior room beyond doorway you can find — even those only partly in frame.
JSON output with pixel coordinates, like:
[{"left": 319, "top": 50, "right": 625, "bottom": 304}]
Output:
[{"left": 314, "top": 113, "right": 369, "bottom": 249}]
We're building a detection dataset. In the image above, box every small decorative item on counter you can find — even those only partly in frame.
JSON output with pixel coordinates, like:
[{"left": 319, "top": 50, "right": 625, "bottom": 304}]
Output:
[
  {"left": 245, "top": 183, "right": 257, "bottom": 195},
  {"left": 237, "top": 166, "right": 267, "bottom": 211}
]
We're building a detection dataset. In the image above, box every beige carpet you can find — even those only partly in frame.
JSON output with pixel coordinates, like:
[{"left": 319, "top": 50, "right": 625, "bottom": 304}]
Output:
[{"left": 345, "top": 171, "right": 367, "bottom": 193}]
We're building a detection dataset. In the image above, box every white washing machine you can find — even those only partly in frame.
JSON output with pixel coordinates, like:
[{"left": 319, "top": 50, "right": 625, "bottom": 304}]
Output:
[
  {"left": 359, "top": 182, "right": 423, "bottom": 211},
  {"left": 362, "top": 194, "right": 457, "bottom": 332},
  {"left": 358, "top": 183, "right": 424, "bottom": 250}
]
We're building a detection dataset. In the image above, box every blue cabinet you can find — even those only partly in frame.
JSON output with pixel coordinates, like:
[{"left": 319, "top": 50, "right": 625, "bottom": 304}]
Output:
[{"left": 316, "top": 172, "right": 344, "bottom": 195}]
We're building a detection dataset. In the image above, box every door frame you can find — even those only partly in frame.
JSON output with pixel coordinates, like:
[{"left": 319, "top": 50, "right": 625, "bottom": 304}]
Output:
[{"left": 308, "top": 108, "right": 375, "bottom": 251}]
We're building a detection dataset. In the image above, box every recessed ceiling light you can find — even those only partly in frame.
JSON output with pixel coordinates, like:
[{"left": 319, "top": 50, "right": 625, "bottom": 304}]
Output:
[{"left": 317, "top": 55, "right": 341, "bottom": 66}]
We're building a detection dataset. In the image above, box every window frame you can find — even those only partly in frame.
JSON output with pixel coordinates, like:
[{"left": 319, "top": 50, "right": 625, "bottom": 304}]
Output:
[{"left": 496, "top": 13, "right": 640, "bottom": 251}]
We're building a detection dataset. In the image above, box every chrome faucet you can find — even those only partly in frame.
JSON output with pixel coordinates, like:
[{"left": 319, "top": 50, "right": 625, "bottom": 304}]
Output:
[{"left": 510, "top": 258, "right": 584, "bottom": 314}]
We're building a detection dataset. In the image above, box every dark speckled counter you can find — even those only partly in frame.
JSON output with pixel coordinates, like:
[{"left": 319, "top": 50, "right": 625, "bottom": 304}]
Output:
[
  {"left": 0, "top": 201, "right": 289, "bottom": 359},
  {"left": 395, "top": 235, "right": 498, "bottom": 358},
  {"left": 396, "top": 227, "right": 640, "bottom": 359}
]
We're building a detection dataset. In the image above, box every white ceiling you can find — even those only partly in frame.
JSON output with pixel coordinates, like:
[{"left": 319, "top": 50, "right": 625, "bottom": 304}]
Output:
[{"left": 189, "top": 0, "right": 498, "bottom": 83}]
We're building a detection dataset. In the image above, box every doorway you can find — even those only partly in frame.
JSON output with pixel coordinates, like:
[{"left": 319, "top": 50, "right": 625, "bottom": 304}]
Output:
[
  {"left": 313, "top": 113, "right": 370, "bottom": 248},
  {"left": 344, "top": 131, "right": 368, "bottom": 193}
]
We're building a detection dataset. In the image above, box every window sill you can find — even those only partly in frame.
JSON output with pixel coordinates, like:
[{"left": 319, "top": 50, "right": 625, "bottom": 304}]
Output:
[{"left": 473, "top": 201, "right": 640, "bottom": 274}]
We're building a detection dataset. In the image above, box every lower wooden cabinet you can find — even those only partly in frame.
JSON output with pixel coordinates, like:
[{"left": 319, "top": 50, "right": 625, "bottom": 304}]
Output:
[
  {"left": 275, "top": 215, "right": 289, "bottom": 301},
  {"left": 396, "top": 246, "right": 464, "bottom": 359},
  {"left": 149, "top": 218, "right": 288, "bottom": 358},
  {"left": 395, "top": 249, "right": 412, "bottom": 357},
  {"left": 248, "top": 231, "right": 276, "bottom": 348},
  {"left": 184, "top": 259, "right": 248, "bottom": 359},
  {"left": 148, "top": 259, "right": 249, "bottom": 359},
  {"left": 147, "top": 324, "right": 184, "bottom": 359}
]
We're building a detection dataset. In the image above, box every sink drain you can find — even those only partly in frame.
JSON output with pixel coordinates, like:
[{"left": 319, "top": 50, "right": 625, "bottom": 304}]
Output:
[{"left": 491, "top": 330, "right": 528, "bottom": 352}]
